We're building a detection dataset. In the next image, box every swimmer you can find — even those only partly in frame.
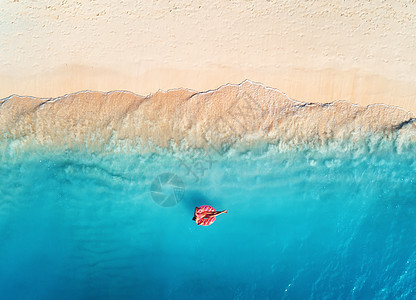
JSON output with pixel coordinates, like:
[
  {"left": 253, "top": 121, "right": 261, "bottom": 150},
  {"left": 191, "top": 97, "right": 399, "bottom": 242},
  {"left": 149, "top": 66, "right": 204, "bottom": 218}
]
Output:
[{"left": 192, "top": 205, "right": 227, "bottom": 226}]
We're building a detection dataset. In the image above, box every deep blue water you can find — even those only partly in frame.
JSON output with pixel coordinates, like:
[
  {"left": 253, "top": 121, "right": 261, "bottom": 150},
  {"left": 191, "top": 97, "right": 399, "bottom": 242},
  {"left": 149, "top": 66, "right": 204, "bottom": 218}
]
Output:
[{"left": 0, "top": 146, "right": 415, "bottom": 299}]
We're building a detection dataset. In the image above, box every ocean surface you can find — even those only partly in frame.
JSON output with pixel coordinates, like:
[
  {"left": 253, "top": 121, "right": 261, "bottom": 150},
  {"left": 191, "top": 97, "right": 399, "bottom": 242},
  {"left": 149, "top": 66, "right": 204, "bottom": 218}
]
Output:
[{"left": 0, "top": 143, "right": 415, "bottom": 299}]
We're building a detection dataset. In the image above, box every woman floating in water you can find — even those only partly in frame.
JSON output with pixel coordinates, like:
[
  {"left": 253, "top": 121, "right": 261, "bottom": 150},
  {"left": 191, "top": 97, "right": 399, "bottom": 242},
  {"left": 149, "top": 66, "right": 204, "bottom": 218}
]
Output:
[{"left": 192, "top": 205, "right": 227, "bottom": 226}]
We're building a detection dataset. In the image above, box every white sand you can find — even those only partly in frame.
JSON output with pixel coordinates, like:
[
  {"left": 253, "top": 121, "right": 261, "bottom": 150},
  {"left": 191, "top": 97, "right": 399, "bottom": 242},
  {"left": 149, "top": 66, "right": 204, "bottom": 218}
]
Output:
[{"left": 1, "top": 0, "right": 416, "bottom": 112}]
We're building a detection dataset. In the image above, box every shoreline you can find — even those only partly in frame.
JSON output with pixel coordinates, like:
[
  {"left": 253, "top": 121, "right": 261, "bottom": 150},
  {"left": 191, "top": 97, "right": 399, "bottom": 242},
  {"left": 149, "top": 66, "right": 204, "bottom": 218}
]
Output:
[
  {"left": 1, "top": 81, "right": 415, "bottom": 156},
  {"left": 2, "top": 79, "right": 415, "bottom": 117}
]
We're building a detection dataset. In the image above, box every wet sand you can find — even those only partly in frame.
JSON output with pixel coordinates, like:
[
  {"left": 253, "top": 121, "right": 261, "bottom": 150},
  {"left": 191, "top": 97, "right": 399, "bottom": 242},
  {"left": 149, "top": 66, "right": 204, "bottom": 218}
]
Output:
[{"left": 1, "top": 81, "right": 415, "bottom": 155}]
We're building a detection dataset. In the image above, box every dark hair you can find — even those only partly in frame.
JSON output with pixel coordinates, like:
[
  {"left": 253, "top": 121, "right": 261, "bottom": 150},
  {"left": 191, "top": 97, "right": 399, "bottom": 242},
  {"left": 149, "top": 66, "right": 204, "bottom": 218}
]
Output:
[{"left": 192, "top": 216, "right": 196, "bottom": 221}]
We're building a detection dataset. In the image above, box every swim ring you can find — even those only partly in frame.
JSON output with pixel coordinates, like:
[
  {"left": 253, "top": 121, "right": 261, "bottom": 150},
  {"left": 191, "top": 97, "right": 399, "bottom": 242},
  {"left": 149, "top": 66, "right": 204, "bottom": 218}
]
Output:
[{"left": 196, "top": 205, "right": 216, "bottom": 226}]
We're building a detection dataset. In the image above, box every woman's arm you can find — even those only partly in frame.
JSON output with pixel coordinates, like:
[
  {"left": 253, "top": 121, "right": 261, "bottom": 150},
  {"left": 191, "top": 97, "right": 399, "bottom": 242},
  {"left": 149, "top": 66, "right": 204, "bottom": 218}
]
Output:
[{"left": 204, "top": 210, "right": 227, "bottom": 218}]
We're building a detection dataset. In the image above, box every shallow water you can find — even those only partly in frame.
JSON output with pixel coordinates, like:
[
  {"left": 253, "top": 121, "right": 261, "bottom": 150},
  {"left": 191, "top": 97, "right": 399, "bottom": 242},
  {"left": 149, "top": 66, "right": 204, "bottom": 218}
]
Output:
[{"left": 0, "top": 146, "right": 415, "bottom": 299}]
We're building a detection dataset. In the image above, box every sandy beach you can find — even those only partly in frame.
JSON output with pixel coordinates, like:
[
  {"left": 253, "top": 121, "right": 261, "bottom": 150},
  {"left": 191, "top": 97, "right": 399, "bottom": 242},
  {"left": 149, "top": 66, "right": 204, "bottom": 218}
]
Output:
[{"left": 1, "top": 0, "right": 416, "bottom": 113}]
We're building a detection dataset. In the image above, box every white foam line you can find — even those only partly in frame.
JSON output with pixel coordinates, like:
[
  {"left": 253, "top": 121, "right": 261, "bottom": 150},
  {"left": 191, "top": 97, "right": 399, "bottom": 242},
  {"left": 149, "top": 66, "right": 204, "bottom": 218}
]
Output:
[
  {"left": 0, "top": 90, "right": 143, "bottom": 105},
  {"left": 1, "top": 79, "right": 414, "bottom": 117},
  {"left": 137, "top": 79, "right": 416, "bottom": 117},
  {"left": 147, "top": 79, "right": 307, "bottom": 106}
]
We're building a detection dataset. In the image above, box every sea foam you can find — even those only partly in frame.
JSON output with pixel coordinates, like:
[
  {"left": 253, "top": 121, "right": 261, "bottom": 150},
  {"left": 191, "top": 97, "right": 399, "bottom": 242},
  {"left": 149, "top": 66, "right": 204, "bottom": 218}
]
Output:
[{"left": 1, "top": 80, "right": 415, "bottom": 159}]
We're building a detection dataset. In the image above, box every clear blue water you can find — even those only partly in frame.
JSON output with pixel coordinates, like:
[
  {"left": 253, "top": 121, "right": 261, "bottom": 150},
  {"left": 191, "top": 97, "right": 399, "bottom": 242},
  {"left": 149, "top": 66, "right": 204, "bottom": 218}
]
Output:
[{"left": 0, "top": 146, "right": 415, "bottom": 299}]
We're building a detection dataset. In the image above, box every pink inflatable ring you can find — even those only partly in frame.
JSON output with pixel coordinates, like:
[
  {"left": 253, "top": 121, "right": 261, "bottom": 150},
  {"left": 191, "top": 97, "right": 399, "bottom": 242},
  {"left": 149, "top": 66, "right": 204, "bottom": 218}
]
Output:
[{"left": 196, "top": 205, "right": 216, "bottom": 226}]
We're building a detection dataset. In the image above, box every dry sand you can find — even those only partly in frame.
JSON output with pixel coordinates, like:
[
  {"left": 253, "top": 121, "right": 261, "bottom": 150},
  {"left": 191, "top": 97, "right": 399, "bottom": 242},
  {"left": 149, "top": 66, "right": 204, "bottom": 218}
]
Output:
[{"left": 1, "top": 0, "right": 416, "bottom": 112}]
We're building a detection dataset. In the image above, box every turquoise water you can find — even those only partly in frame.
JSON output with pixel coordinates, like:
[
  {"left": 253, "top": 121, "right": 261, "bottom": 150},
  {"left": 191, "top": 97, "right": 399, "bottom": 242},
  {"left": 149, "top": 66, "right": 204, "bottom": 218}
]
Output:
[{"left": 0, "top": 146, "right": 416, "bottom": 299}]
